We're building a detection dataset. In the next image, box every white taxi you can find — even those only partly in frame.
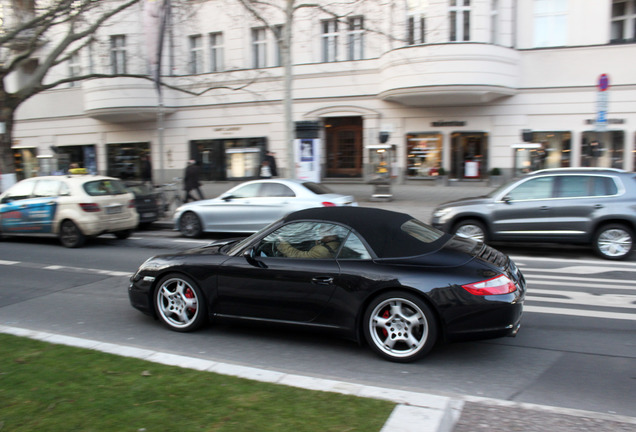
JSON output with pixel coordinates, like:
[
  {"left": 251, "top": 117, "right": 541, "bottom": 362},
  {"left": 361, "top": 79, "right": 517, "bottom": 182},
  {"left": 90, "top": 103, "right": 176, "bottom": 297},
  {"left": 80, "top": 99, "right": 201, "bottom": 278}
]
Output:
[{"left": 0, "top": 175, "right": 139, "bottom": 247}]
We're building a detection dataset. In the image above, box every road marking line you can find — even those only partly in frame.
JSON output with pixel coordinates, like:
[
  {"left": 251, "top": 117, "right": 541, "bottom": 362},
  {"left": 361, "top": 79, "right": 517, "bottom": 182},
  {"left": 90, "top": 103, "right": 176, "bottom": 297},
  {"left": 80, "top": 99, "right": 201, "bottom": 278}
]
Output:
[
  {"left": 522, "top": 265, "right": 636, "bottom": 275},
  {"left": 526, "top": 279, "right": 635, "bottom": 291},
  {"left": 524, "top": 305, "right": 636, "bottom": 321},
  {"left": 511, "top": 256, "right": 636, "bottom": 268},
  {"left": 0, "top": 259, "right": 19, "bottom": 265},
  {"left": 526, "top": 290, "right": 636, "bottom": 308},
  {"left": 524, "top": 273, "right": 635, "bottom": 284}
]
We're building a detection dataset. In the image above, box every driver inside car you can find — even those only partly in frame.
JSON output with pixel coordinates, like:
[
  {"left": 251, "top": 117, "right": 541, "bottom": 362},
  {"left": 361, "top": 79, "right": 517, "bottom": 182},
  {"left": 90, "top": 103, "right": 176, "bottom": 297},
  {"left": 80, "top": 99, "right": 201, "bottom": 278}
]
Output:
[{"left": 276, "top": 231, "right": 340, "bottom": 259}]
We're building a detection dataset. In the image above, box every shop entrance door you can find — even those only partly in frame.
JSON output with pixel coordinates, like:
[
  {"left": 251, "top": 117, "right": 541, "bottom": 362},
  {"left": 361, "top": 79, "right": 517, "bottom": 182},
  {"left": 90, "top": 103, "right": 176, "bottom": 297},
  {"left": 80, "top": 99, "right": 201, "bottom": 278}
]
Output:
[
  {"left": 450, "top": 132, "right": 488, "bottom": 180},
  {"left": 325, "top": 117, "right": 363, "bottom": 178}
]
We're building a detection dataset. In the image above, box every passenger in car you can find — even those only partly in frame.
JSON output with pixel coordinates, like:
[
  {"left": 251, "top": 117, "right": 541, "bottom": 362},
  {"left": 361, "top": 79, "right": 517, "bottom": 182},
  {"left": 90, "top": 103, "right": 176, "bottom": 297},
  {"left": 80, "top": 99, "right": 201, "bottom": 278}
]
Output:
[{"left": 277, "top": 234, "right": 340, "bottom": 259}]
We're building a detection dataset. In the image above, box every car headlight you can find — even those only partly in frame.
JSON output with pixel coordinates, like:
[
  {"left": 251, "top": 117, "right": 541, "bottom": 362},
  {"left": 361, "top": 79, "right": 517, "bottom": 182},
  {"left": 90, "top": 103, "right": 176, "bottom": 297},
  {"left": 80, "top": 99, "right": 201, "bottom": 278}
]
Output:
[{"left": 432, "top": 207, "right": 453, "bottom": 222}]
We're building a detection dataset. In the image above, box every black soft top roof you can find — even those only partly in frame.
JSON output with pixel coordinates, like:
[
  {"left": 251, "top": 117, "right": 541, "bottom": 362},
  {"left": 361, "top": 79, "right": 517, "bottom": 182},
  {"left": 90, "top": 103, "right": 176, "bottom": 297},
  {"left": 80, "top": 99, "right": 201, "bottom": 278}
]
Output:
[{"left": 283, "top": 207, "right": 448, "bottom": 258}]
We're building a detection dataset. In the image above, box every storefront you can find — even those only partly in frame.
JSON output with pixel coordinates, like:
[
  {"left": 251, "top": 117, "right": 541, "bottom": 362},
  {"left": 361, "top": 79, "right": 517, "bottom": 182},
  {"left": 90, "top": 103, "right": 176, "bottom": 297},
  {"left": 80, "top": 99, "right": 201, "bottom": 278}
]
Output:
[
  {"left": 13, "top": 148, "right": 39, "bottom": 180},
  {"left": 450, "top": 132, "right": 488, "bottom": 180},
  {"left": 106, "top": 142, "right": 150, "bottom": 179},
  {"left": 190, "top": 137, "right": 267, "bottom": 181},
  {"left": 406, "top": 132, "right": 443, "bottom": 178},
  {"left": 581, "top": 130, "right": 624, "bottom": 168}
]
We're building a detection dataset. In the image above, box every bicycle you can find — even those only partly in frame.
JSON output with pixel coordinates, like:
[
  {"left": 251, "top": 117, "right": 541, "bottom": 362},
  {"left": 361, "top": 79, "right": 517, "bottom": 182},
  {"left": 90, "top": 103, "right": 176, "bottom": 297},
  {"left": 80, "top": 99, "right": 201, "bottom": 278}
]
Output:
[{"left": 155, "top": 177, "right": 183, "bottom": 217}]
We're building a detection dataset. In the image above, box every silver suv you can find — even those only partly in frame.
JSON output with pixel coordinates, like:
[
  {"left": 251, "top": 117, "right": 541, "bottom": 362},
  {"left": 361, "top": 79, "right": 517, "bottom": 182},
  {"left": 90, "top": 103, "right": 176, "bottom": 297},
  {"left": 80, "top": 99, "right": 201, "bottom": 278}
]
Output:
[{"left": 432, "top": 168, "right": 636, "bottom": 260}]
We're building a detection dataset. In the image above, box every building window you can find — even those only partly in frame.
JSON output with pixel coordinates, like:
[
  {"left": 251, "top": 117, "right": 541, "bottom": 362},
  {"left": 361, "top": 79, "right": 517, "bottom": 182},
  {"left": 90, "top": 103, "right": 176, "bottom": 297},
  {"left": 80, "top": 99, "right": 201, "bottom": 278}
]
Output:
[
  {"left": 406, "top": 133, "right": 442, "bottom": 178},
  {"left": 490, "top": 0, "right": 499, "bottom": 44},
  {"left": 347, "top": 16, "right": 364, "bottom": 60},
  {"left": 189, "top": 35, "right": 203, "bottom": 74},
  {"left": 450, "top": 0, "right": 471, "bottom": 42},
  {"left": 533, "top": 0, "right": 568, "bottom": 47},
  {"left": 252, "top": 27, "right": 267, "bottom": 68},
  {"left": 515, "top": 132, "right": 571, "bottom": 175},
  {"left": 209, "top": 32, "right": 223, "bottom": 72},
  {"left": 611, "top": 0, "right": 636, "bottom": 43},
  {"left": 274, "top": 25, "right": 284, "bottom": 67},
  {"left": 321, "top": 19, "right": 338, "bottom": 62},
  {"left": 68, "top": 53, "right": 81, "bottom": 87},
  {"left": 407, "top": 14, "right": 426, "bottom": 45},
  {"left": 110, "top": 35, "right": 126, "bottom": 74},
  {"left": 581, "top": 131, "right": 624, "bottom": 169}
]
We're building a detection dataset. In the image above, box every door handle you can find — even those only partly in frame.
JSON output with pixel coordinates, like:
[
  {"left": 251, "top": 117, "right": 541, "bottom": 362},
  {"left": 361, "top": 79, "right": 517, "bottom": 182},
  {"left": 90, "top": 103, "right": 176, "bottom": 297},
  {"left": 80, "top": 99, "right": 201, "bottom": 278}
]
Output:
[
  {"left": 594, "top": 204, "right": 604, "bottom": 209},
  {"left": 311, "top": 276, "right": 334, "bottom": 285},
  {"left": 540, "top": 206, "right": 550, "bottom": 211}
]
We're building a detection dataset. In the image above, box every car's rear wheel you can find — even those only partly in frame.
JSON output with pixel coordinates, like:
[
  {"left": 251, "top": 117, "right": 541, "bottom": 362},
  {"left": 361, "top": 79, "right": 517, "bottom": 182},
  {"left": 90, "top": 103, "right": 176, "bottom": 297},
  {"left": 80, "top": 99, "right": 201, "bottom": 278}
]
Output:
[
  {"left": 363, "top": 291, "right": 437, "bottom": 363},
  {"left": 115, "top": 229, "right": 132, "bottom": 239},
  {"left": 59, "top": 220, "right": 85, "bottom": 248},
  {"left": 180, "top": 211, "right": 203, "bottom": 238},
  {"left": 453, "top": 219, "right": 487, "bottom": 243},
  {"left": 593, "top": 223, "right": 634, "bottom": 260},
  {"left": 154, "top": 274, "right": 207, "bottom": 332}
]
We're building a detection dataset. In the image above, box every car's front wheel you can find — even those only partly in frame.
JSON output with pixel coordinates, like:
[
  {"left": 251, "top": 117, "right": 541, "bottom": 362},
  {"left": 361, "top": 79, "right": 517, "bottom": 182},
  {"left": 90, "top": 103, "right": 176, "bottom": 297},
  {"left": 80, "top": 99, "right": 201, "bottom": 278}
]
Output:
[
  {"left": 154, "top": 274, "right": 207, "bottom": 332},
  {"left": 363, "top": 291, "right": 437, "bottom": 363},
  {"left": 179, "top": 211, "right": 203, "bottom": 238},
  {"left": 59, "top": 220, "right": 85, "bottom": 248},
  {"left": 453, "top": 219, "right": 487, "bottom": 243},
  {"left": 593, "top": 223, "right": 634, "bottom": 260}
]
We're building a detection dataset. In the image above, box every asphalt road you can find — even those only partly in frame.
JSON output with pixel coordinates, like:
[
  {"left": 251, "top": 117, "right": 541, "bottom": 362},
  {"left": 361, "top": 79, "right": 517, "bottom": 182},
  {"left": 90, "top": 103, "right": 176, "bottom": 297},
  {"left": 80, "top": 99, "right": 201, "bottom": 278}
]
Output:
[{"left": 1, "top": 231, "right": 634, "bottom": 422}]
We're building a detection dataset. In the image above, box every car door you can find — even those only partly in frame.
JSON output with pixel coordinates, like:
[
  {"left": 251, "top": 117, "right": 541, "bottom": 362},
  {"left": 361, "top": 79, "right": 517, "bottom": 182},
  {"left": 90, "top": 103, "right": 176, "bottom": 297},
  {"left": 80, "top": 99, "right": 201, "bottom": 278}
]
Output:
[
  {"left": 215, "top": 222, "right": 345, "bottom": 322},
  {"left": 0, "top": 179, "right": 44, "bottom": 233},
  {"left": 25, "top": 179, "right": 61, "bottom": 233},
  {"left": 548, "top": 174, "right": 619, "bottom": 240},
  {"left": 489, "top": 176, "right": 557, "bottom": 240}
]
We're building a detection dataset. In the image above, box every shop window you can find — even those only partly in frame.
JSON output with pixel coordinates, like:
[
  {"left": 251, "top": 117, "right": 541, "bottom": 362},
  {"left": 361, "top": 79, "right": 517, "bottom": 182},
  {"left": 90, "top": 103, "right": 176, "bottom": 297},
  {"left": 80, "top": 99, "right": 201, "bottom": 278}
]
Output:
[
  {"left": 450, "top": 132, "right": 488, "bottom": 179},
  {"left": 406, "top": 133, "right": 442, "bottom": 178},
  {"left": 191, "top": 138, "right": 267, "bottom": 181},
  {"left": 581, "top": 131, "right": 624, "bottom": 168},
  {"left": 106, "top": 142, "right": 150, "bottom": 180}
]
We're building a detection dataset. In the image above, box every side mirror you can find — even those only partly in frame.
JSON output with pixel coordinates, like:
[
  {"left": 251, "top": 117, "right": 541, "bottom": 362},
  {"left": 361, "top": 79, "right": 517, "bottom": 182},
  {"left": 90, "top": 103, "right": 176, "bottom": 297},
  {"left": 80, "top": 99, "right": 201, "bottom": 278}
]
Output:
[
  {"left": 243, "top": 247, "right": 267, "bottom": 268},
  {"left": 222, "top": 195, "right": 235, "bottom": 201},
  {"left": 502, "top": 195, "right": 512, "bottom": 204}
]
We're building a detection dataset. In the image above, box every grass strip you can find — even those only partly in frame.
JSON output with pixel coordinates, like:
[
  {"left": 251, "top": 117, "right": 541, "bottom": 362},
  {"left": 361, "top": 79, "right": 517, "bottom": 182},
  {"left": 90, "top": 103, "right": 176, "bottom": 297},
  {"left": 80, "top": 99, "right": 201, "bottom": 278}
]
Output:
[{"left": 0, "top": 333, "right": 394, "bottom": 432}]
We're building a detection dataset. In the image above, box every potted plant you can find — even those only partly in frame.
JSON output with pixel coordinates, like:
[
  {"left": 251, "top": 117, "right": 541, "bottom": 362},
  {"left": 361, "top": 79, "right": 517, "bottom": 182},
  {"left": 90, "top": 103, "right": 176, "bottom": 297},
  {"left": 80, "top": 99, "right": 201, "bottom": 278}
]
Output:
[
  {"left": 489, "top": 167, "right": 502, "bottom": 186},
  {"left": 436, "top": 167, "right": 448, "bottom": 186}
]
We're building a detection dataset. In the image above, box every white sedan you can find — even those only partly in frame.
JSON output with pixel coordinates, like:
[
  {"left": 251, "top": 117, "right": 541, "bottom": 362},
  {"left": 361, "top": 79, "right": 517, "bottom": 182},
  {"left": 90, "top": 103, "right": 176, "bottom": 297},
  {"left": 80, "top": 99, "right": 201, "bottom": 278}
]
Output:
[{"left": 174, "top": 179, "right": 357, "bottom": 237}]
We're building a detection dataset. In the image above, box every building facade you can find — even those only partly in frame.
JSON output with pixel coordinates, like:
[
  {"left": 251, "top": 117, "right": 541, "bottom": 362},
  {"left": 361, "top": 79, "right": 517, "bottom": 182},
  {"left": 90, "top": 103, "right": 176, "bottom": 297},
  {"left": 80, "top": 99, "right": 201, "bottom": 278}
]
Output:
[{"left": 8, "top": 0, "right": 636, "bottom": 184}]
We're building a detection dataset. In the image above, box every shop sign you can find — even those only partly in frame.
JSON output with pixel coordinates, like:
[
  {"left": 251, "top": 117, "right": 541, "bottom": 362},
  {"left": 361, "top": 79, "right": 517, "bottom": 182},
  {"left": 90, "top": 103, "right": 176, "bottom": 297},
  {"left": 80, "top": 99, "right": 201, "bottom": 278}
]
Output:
[{"left": 431, "top": 121, "right": 466, "bottom": 127}]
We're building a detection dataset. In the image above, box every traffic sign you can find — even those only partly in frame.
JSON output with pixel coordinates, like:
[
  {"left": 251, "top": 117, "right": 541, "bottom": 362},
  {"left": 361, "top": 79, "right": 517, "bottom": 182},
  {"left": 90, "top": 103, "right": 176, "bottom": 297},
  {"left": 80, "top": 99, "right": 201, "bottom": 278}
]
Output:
[{"left": 598, "top": 74, "right": 610, "bottom": 91}]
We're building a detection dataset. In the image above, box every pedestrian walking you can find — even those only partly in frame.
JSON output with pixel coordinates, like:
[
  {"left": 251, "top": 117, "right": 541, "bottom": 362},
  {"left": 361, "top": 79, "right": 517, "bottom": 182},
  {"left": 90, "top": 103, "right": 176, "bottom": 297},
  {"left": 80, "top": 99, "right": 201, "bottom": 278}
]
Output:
[
  {"left": 140, "top": 154, "right": 152, "bottom": 185},
  {"left": 183, "top": 160, "right": 204, "bottom": 202},
  {"left": 264, "top": 150, "right": 278, "bottom": 177},
  {"left": 259, "top": 160, "right": 273, "bottom": 179}
]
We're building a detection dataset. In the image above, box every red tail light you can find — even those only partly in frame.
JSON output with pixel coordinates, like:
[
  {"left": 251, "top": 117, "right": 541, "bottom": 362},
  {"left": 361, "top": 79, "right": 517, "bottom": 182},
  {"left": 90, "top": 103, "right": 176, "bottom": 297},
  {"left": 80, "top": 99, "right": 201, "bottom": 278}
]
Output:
[
  {"left": 462, "top": 274, "right": 516, "bottom": 296},
  {"left": 322, "top": 202, "right": 336, "bottom": 207},
  {"left": 79, "top": 203, "right": 101, "bottom": 212},
  {"left": 128, "top": 199, "right": 136, "bottom": 208}
]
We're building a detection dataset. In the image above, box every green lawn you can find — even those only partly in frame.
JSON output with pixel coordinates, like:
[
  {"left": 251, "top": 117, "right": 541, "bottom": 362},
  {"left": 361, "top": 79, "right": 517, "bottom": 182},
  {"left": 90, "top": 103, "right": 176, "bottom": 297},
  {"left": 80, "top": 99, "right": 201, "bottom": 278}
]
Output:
[{"left": 0, "top": 333, "right": 394, "bottom": 431}]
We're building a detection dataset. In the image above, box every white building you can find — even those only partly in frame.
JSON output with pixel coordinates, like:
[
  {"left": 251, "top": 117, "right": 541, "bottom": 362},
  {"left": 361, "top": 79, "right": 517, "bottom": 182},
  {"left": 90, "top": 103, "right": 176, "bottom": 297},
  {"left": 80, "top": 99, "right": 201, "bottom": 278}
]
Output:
[{"left": 8, "top": 0, "right": 636, "bottom": 183}]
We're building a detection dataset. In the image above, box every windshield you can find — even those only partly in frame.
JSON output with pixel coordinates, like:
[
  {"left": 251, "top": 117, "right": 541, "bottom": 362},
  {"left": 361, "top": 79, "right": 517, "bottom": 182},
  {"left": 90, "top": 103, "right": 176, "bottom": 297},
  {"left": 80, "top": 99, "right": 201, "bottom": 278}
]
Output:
[
  {"left": 302, "top": 182, "right": 334, "bottom": 195},
  {"left": 227, "top": 223, "right": 274, "bottom": 256}
]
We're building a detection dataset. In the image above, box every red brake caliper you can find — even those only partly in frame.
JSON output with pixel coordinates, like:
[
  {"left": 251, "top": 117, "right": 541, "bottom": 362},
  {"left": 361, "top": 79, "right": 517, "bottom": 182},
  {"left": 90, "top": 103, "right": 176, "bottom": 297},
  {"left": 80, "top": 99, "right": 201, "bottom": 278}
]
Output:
[
  {"left": 184, "top": 288, "right": 196, "bottom": 314},
  {"left": 382, "top": 309, "right": 390, "bottom": 337}
]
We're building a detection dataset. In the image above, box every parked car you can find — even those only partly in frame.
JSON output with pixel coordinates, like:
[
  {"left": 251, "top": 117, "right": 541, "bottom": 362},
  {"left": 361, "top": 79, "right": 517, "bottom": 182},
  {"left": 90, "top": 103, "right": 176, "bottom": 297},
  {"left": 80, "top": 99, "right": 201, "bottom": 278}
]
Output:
[
  {"left": 431, "top": 168, "right": 636, "bottom": 260},
  {"left": 174, "top": 178, "right": 357, "bottom": 237},
  {"left": 124, "top": 181, "right": 160, "bottom": 226},
  {"left": 0, "top": 175, "right": 138, "bottom": 247},
  {"left": 129, "top": 206, "right": 525, "bottom": 362}
]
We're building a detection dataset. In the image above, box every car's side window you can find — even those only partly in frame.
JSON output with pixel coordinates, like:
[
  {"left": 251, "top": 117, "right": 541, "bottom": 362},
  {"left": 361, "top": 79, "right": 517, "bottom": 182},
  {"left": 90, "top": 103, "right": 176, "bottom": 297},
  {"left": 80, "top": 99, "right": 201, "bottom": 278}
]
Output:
[
  {"left": 506, "top": 177, "right": 554, "bottom": 201},
  {"left": 260, "top": 183, "right": 295, "bottom": 197},
  {"left": 2, "top": 180, "right": 36, "bottom": 202},
  {"left": 257, "top": 222, "right": 349, "bottom": 259},
  {"left": 592, "top": 176, "right": 618, "bottom": 196},
  {"left": 33, "top": 180, "right": 61, "bottom": 197},
  {"left": 555, "top": 175, "right": 619, "bottom": 198},
  {"left": 337, "top": 232, "right": 371, "bottom": 260},
  {"left": 229, "top": 183, "right": 260, "bottom": 199}
]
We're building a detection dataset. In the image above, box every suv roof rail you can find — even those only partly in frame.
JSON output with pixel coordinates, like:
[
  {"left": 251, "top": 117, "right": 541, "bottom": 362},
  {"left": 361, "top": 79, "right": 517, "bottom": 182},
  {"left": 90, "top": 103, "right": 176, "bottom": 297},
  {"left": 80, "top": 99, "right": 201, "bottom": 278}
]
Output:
[{"left": 531, "top": 167, "right": 626, "bottom": 174}]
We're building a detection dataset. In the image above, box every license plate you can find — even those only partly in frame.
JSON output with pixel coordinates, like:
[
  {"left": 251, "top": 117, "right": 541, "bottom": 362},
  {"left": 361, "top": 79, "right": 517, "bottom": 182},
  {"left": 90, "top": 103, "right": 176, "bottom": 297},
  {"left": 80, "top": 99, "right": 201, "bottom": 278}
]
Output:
[
  {"left": 105, "top": 205, "right": 123, "bottom": 215},
  {"left": 142, "top": 212, "right": 156, "bottom": 218}
]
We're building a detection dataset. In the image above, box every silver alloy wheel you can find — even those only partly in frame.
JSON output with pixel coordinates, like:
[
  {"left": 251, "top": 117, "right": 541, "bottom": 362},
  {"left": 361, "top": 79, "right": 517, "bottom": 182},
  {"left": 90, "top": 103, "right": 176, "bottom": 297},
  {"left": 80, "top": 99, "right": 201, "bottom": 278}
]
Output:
[
  {"left": 597, "top": 227, "right": 633, "bottom": 258},
  {"left": 155, "top": 277, "right": 200, "bottom": 330},
  {"left": 455, "top": 223, "right": 485, "bottom": 242},
  {"left": 180, "top": 212, "right": 202, "bottom": 238},
  {"left": 368, "top": 297, "right": 429, "bottom": 360}
]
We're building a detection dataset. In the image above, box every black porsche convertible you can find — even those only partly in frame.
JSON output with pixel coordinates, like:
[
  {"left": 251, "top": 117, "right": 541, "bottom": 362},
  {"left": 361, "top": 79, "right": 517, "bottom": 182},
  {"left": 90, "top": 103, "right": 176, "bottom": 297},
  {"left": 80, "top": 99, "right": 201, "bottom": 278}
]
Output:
[{"left": 129, "top": 206, "right": 525, "bottom": 362}]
